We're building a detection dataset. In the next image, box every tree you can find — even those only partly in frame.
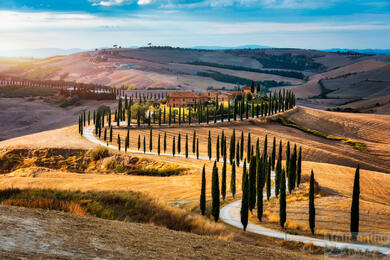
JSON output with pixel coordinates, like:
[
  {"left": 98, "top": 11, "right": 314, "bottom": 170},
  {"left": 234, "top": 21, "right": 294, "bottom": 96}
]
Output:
[
  {"left": 172, "top": 136, "right": 176, "bottom": 156},
  {"left": 351, "top": 165, "right": 360, "bottom": 241},
  {"left": 109, "top": 125, "right": 113, "bottom": 142},
  {"left": 117, "top": 134, "right": 121, "bottom": 151},
  {"left": 230, "top": 161, "right": 236, "bottom": 198},
  {"left": 185, "top": 134, "right": 189, "bottom": 158},
  {"left": 267, "top": 157, "right": 272, "bottom": 200},
  {"left": 309, "top": 170, "right": 316, "bottom": 235},
  {"left": 240, "top": 131, "right": 244, "bottom": 161},
  {"left": 297, "top": 146, "right": 302, "bottom": 187},
  {"left": 248, "top": 156, "right": 257, "bottom": 212},
  {"left": 241, "top": 159, "right": 249, "bottom": 231},
  {"left": 216, "top": 135, "right": 220, "bottom": 162},
  {"left": 177, "top": 133, "right": 181, "bottom": 154},
  {"left": 163, "top": 132, "right": 167, "bottom": 153},
  {"left": 271, "top": 137, "right": 276, "bottom": 170},
  {"left": 236, "top": 141, "right": 240, "bottom": 167},
  {"left": 149, "top": 128, "right": 153, "bottom": 152},
  {"left": 208, "top": 130, "right": 212, "bottom": 160},
  {"left": 247, "top": 132, "right": 251, "bottom": 160},
  {"left": 211, "top": 161, "right": 220, "bottom": 222},
  {"left": 280, "top": 169, "right": 286, "bottom": 229},
  {"left": 275, "top": 140, "right": 282, "bottom": 197},
  {"left": 104, "top": 128, "right": 107, "bottom": 141},
  {"left": 221, "top": 157, "right": 227, "bottom": 200},
  {"left": 230, "top": 129, "right": 236, "bottom": 165},
  {"left": 143, "top": 136, "right": 146, "bottom": 154},
  {"left": 137, "top": 135, "right": 141, "bottom": 150},
  {"left": 196, "top": 138, "right": 199, "bottom": 159},
  {"left": 200, "top": 165, "right": 206, "bottom": 215},
  {"left": 256, "top": 154, "right": 264, "bottom": 221},
  {"left": 192, "top": 130, "right": 196, "bottom": 154},
  {"left": 157, "top": 133, "right": 161, "bottom": 155}
]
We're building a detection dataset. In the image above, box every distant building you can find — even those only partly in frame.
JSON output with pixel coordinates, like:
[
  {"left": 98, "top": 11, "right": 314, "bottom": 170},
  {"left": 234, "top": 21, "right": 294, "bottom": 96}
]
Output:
[
  {"left": 167, "top": 92, "right": 208, "bottom": 107},
  {"left": 206, "top": 90, "right": 241, "bottom": 103},
  {"left": 242, "top": 86, "right": 257, "bottom": 94}
]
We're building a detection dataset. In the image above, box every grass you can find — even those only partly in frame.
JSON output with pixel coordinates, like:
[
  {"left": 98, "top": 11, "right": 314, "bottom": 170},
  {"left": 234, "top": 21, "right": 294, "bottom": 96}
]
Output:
[
  {"left": 0, "top": 85, "right": 58, "bottom": 98},
  {"left": 90, "top": 146, "right": 110, "bottom": 161},
  {"left": 0, "top": 188, "right": 226, "bottom": 237},
  {"left": 271, "top": 116, "right": 366, "bottom": 151}
]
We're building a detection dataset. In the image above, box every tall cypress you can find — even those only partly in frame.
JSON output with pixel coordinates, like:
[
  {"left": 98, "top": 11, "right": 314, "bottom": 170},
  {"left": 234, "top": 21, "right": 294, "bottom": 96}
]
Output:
[
  {"left": 192, "top": 130, "right": 196, "bottom": 154},
  {"left": 309, "top": 170, "right": 316, "bottom": 235},
  {"left": 221, "top": 157, "right": 227, "bottom": 200},
  {"left": 240, "top": 160, "right": 249, "bottom": 231},
  {"left": 172, "top": 136, "right": 176, "bottom": 156},
  {"left": 247, "top": 132, "right": 251, "bottom": 160},
  {"left": 196, "top": 138, "right": 199, "bottom": 159},
  {"left": 163, "top": 132, "right": 167, "bottom": 153},
  {"left": 216, "top": 135, "right": 220, "bottom": 162},
  {"left": 177, "top": 133, "right": 181, "bottom": 154},
  {"left": 280, "top": 168, "right": 286, "bottom": 229},
  {"left": 104, "top": 128, "right": 107, "bottom": 141},
  {"left": 271, "top": 137, "right": 276, "bottom": 170},
  {"left": 297, "top": 146, "right": 302, "bottom": 187},
  {"left": 211, "top": 161, "right": 220, "bottom": 222},
  {"left": 267, "top": 157, "right": 272, "bottom": 200},
  {"left": 208, "top": 130, "right": 212, "bottom": 160},
  {"left": 185, "top": 134, "right": 189, "bottom": 158},
  {"left": 157, "top": 133, "right": 161, "bottom": 155},
  {"left": 149, "top": 128, "right": 153, "bottom": 152},
  {"left": 351, "top": 165, "right": 360, "bottom": 241},
  {"left": 240, "top": 131, "right": 244, "bottom": 161},
  {"left": 143, "top": 136, "right": 146, "bottom": 154},
  {"left": 230, "top": 161, "right": 236, "bottom": 198},
  {"left": 200, "top": 165, "right": 206, "bottom": 215},
  {"left": 275, "top": 141, "right": 282, "bottom": 197},
  {"left": 117, "top": 134, "right": 121, "bottom": 151},
  {"left": 248, "top": 156, "right": 257, "bottom": 212},
  {"left": 137, "top": 135, "right": 140, "bottom": 150},
  {"left": 256, "top": 155, "right": 264, "bottom": 221}
]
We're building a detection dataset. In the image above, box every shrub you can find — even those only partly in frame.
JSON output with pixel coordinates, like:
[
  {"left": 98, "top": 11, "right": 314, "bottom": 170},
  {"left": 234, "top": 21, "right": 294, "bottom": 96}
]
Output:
[
  {"left": 60, "top": 96, "right": 81, "bottom": 108},
  {"left": 90, "top": 146, "right": 110, "bottom": 161}
]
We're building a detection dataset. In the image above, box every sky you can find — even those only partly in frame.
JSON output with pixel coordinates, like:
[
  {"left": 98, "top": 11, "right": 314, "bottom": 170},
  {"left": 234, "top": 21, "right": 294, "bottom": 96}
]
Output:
[{"left": 0, "top": 0, "right": 389, "bottom": 52}]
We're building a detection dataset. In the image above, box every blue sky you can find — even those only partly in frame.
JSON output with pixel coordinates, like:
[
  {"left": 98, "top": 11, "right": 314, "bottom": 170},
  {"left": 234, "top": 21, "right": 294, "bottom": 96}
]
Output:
[{"left": 0, "top": 0, "right": 389, "bottom": 51}]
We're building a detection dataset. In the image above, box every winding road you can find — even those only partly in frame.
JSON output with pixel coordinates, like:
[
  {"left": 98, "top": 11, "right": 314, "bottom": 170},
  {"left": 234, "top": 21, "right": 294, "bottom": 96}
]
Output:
[{"left": 83, "top": 124, "right": 390, "bottom": 255}]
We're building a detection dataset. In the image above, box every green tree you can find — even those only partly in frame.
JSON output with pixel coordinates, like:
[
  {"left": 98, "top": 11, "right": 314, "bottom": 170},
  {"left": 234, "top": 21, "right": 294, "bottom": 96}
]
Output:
[
  {"left": 267, "top": 157, "right": 272, "bottom": 200},
  {"left": 192, "top": 130, "right": 196, "bottom": 154},
  {"left": 236, "top": 142, "right": 240, "bottom": 167},
  {"left": 211, "top": 161, "right": 220, "bottom": 222},
  {"left": 208, "top": 130, "right": 212, "bottom": 160},
  {"left": 137, "top": 135, "right": 140, "bottom": 150},
  {"left": 297, "top": 146, "right": 302, "bottom": 187},
  {"left": 351, "top": 165, "right": 360, "bottom": 241},
  {"left": 240, "top": 160, "right": 249, "bottom": 231},
  {"left": 230, "top": 160, "right": 236, "bottom": 198},
  {"left": 143, "top": 136, "right": 146, "bottom": 154},
  {"left": 275, "top": 140, "right": 282, "bottom": 197},
  {"left": 177, "top": 133, "right": 181, "bottom": 154},
  {"left": 230, "top": 129, "right": 236, "bottom": 165},
  {"left": 216, "top": 135, "right": 220, "bottom": 162},
  {"left": 256, "top": 155, "right": 264, "bottom": 221},
  {"left": 172, "top": 136, "right": 176, "bottom": 156},
  {"left": 248, "top": 156, "right": 257, "bottom": 212},
  {"left": 280, "top": 169, "right": 286, "bottom": 229},
  {"left": 247, "top": 132, "right": 251, "bottom": 160},
  {"left": 240, "top": 131, "right": 244, "bottom": 161},
  {"left": 200, "top": 164, "right": 206, "bottom": 215},
  {"left": 104, "top": 128, "right": 107, "bottom": 141},
  {"left": 157, "top": 133, "right": 161, "bottom": 155},
  {"left": 185, "top": 134, "right": 189, "bottom": 158},
  {"left": 221, "top": 157, "right": 227, "bottom": 200},
  {"left": 117, "top": 134, "right": 121, "bottom": 151},
  {"left": 163, "top": 132, "right": 167, "bottom": 153},
  {"left": 309, "top": 170, "right": 316, "bottom": 235},
  {"left": 196, "top": 138, "right": 199, "bottom": 159},
  {"left": 149, "top": 128, "right": 153, "bottom": 152},
  {"left": 271, "top": 136, "right": 276, "bottom": 170}
]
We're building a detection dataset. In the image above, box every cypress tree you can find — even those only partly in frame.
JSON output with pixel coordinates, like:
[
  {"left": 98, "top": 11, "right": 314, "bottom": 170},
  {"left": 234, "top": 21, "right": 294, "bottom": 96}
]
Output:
[
  {"left": 275, "top": 140, "right": 282, "bottom": 197},
  {"left": 247, "top": 132, "right": 251, "bottom": 160},
  {"left": 351, "top": 165, "right": 360, "bottom": 241},
  {"left": 271, "top": 137, "right": 276, "bottom": 170},
  {"left": 143, "top": 136, "right": 146, "bottom": 154},
  {"left": 163, "top": 132, "right": 167, "bottom": 153},
  {"left": 208, "top": 130, "right": 212, "bottom": 160},
  {"left": 185, "top": 134, "right": 189, "bottom": 158},
  {"left": 280, "top": 169, "right": 286, "bottom": 229},
  {"left": 297, "top": 146, "right": 302, "bottom": 187},
  {"left": 248, "top": 156, "right": 257, "bottom": 212},
  {"left": 192, "top": 130, "right": 196, "bottom": 154},
  {"left": 149, "top": 128, "right": 153, "bottom": 152},
  {"left": 157, "top": 133, "right": 161, "bottom": 155},
  {"left": 309, "top": 170, "right": 316, "bottom": 235},
  {"left": 196, "top": 138, "right": 199, "bottom": 159},
  {"left": 172, "top": 136, "right": 176, "bottom": 156},
  {"left": 221, "top": 157, "right": 227, "bottom": 200},
  {"left": 256, "top": 155, "right": 264, "bottom": 221},
  {"left": 177, "top": 133, "right": 181, "bottom": 154},
  {"left": 267, "top": 157, "right": 271, "bottom": 200},
  {"left": 211, "top": 161, "right": 220, "bottom": 222},
  {"left": 200, "top": 165, "right": 206, "bottom": 215},
  {"left": 109, "top": 126, "right": 113, "bottom": 142},
  {"left": 263, "top": 135, "right": 268, "bottom": 160},
  {"left": 241, "top": 160, "right": 249, "bottom": 231},
  {"left": 117, "top": 134, "right": 121, "bottom": 151},
  {"left": 236, "top": 141, "right": 240, "bottom": 167},
  {"left": 104, "top": 128, "right": 107, "bottom": 141},
  {"left": 216, "top": 135, "right": 220, "bottom": 162},
  {"left": 230, "top": 160, "right": 236, "bottom": 198},
  {"left": 137, "top": 135, "right": 140, "bottom": 150},
  {"left": 230, "top": 129, "right": 236, "bottom": 164},
  {"left": 240, "top": 131, "right": 244, "bottom": 161}
]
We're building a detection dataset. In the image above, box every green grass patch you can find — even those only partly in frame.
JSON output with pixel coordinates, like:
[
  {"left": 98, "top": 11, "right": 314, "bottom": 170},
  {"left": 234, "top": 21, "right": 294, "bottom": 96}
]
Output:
[{"left": 271, "top": 116, "right": 366, "bottom": 151}]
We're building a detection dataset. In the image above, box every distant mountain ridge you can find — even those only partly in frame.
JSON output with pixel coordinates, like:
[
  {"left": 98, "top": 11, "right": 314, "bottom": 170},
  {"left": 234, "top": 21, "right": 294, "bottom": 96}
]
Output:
[
  {"left": 0, "top": 48, "right": 87, "bottom": 58},
  {"left": 324, "top": 48, "right": 390, "bottom": 55}
]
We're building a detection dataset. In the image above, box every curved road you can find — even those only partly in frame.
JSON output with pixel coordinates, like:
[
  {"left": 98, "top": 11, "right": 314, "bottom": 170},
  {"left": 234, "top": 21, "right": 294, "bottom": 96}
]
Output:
[{"left": 83, "top": 124, "right": 390, "bottom": 255}]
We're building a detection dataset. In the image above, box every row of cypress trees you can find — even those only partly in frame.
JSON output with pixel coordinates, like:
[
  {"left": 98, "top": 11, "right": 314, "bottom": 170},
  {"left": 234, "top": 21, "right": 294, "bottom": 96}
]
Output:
[{"left": 81, "top": 89, "right": 296, "bottom": 133}]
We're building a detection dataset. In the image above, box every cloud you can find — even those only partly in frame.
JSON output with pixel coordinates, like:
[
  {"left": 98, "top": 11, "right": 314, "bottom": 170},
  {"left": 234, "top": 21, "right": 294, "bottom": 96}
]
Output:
[
  {"left": 90, "top": 0, "right": 132, "bottom": 7},
  {"left": 138, "top": 0, "right": 153, "bottom": 5}
]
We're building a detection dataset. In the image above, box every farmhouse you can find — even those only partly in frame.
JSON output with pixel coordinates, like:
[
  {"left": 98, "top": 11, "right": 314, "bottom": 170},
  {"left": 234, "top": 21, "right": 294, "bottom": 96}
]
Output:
[
  {"left": 205, "top": 90, "right": 241, "bottom": 103},
  {"left": 243, "top": 86, "right": 257, "bottom": 94},
  {"left": 167, "top": 92, "right": 208, "bottom": 107}
]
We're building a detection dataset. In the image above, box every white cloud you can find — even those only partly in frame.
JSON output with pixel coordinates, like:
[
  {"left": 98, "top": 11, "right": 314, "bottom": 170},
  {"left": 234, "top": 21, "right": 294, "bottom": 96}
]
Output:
[
  {"left": 90, "top": 0, "right": 131, "bottom": 7},
  {"left": 138, "top": 0, "right": 153, "bottom": 5}
]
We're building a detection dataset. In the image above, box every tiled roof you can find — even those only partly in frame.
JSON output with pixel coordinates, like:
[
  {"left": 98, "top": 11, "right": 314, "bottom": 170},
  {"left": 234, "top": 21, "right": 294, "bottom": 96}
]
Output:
[{"left": 168, "top": 92, "right": 204, "bottom": 98}]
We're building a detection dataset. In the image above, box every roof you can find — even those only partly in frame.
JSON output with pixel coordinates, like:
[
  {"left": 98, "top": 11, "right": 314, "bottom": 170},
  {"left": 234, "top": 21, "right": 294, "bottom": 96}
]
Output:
[
  {"left": 168, "top": 92, "right": 204, "bottom": 98},
  {"left": 227, "top": 91, "right": 242, "bottom": 95}
]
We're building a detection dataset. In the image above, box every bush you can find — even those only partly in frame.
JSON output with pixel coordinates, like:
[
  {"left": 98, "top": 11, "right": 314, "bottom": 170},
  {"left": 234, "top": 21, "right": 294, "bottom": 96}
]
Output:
[
  {"left": 90, "top": 146, "right": 110, "bottom": 161},
  {"left": 60, "top": 96, "right": 81, "bottom": 108}
]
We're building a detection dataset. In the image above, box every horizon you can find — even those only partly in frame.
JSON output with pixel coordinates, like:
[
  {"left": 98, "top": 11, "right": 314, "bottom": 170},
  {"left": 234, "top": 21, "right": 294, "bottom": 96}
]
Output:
[{"left": 0, "top": 0, "right": 390, "bottom": 54}]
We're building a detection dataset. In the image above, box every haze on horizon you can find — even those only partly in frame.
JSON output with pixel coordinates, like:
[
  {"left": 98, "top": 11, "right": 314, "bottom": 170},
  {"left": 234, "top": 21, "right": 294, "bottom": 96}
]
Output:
[{"left": 1, "top": 0, "right": 390, "bottom": 55}]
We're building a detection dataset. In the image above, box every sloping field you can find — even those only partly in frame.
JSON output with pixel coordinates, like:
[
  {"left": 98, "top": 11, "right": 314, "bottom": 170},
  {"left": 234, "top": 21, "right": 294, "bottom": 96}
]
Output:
[{"left": 0, "top": 205, "right": 313, "bottom": 259}]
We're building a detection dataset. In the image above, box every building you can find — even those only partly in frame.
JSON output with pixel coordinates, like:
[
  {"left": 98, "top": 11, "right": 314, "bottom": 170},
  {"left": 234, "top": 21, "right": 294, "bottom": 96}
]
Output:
[
  {"left": 167, "top": 92, "right": 208, "bottom": 107},
  {"left": 243, "top": 86, "right": 257, "bottom": 94},
  {"left": 205, "top": 90, "right": 220, "bottom": 100},
  {"left": 206, "top": 90, "right": 242, "bottom": 103}
]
